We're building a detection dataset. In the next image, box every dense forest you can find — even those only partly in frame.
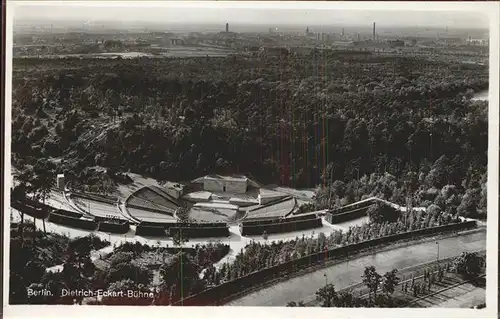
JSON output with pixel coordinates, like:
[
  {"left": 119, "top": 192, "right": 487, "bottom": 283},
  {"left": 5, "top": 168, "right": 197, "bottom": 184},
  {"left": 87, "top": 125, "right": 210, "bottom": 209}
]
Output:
[{"left": 11, "top": 51, "right": 488, "bottom": 217}]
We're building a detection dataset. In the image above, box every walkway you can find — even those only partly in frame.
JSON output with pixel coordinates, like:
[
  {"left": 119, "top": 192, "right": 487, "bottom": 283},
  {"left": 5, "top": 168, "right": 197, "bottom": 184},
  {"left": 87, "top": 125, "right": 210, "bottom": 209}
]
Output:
[{"left": 227, "top": 230, "right": 486, "bottom": 306}]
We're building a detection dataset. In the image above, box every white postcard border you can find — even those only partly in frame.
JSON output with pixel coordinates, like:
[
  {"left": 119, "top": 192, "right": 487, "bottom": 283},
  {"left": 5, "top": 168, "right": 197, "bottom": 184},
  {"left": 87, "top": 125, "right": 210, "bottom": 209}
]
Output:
[{"left": 3, "top": 1, "right": 499, "bottom": 319}]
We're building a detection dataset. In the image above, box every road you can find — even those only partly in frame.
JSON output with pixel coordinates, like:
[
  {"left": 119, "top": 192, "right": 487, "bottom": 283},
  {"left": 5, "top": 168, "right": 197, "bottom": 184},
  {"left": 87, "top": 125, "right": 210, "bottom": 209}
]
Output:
[{"left": 227, "top": 230, "right": 486, "bottom": 306}]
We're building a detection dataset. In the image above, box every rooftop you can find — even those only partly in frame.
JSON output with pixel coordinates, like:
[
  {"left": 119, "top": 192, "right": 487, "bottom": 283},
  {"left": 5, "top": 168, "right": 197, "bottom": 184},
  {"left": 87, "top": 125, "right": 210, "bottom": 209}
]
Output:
[{"left": 204, "top": 174, "right": 248, "bottom": 182}]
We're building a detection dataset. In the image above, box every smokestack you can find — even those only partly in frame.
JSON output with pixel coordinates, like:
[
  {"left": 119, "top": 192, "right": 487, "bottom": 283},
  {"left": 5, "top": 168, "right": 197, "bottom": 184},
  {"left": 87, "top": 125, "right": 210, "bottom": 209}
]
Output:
[
  {"left": 342, "top": 28, "right": 344, "bottom": 37},
  {"left": 226, "top": 23, "right": 229, "bottom": 33},
  {"left": 373, "top": 22, "right": 376, "bottom": 41}
]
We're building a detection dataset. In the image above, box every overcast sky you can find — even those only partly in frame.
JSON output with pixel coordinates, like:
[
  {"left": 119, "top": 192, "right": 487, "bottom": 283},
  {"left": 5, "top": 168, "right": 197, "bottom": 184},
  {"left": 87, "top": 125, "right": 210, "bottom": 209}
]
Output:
[{"left": 13, "top": 2, "right": 490, "bottom": 28}]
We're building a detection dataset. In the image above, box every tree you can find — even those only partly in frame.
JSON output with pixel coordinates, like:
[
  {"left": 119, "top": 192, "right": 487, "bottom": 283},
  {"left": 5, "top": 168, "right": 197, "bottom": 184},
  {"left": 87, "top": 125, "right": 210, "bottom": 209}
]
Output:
[
  {"left": 106, "top": 252, "right": 152, "bottom": 286},
  {"left": 381, "top": 269, "right": 400, "bottom": 295},
  {"left": 61, "top": 237, "right": 96, "bottom": 304},
  {"left": 102, "top": 279, "right": 152, "bottom": 305},
  {"left": 337, "top": 291, "right": 356, "bottom": 307},
  {"left": 172, "top": 229, "right": 188, "bottom": 247},
  {"left": 315, "top": 283, "right": 338, "bottom": 307},
  {"left": 453, "top": 252, "right": 482, "bottom": 278},
  {"left": 457, "top": 189, "right": 480, "bottom": 218},
  {"left": 11, "top": 182, "right": 30, "bottom": 241},
  {"left": 176, "top": 206, "right": 190, "bottom": 223},
  {"left": 30, "top": 159, "right": 56, "bottom": 234},
  {"left": 362, "top": 266, "right": 382, "bottom": 301},
  {"left": 262, "top": 230, "right": 269, "bottom": 241},
  {"left": 367, "top": 202, "right": 399, "bottom": 224},
  {"left": 159, "top": 251, "right": 200, "bottom": 304}
]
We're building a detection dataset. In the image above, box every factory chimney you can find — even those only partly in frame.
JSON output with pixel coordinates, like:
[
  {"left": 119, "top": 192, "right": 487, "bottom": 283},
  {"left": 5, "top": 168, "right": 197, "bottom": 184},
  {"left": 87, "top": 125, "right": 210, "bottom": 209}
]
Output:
[
  {"left": 373, "top": 22, "right": 376, "bottom": 41},
  {"left": 226, "top": 23, "right": 229, "bottom": 33}
]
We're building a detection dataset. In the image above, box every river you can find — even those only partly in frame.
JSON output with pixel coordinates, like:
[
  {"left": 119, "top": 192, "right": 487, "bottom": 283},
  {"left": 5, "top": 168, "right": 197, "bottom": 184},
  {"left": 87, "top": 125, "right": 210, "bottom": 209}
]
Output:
[{"left": 227, "top": 230, "right": 486, "bottom": 306}]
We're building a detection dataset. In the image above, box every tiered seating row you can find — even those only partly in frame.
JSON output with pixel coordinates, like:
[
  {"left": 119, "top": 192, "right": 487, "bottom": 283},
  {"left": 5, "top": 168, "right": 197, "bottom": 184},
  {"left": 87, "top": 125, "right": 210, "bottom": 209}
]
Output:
[
  {"left": 150, "top": 186, "right": 181, "bottom": 204},
  {"left": 126, "top": 207, "right": 176, "bottom": 223},
  {"left": 133, "top": 187, "right": 179, "bottom": 210},
  {"left": 71, "top": 191, "right": 117, "bottom": 205},
  {"left": 71, "top": 196, "right": 126, "bottom": 220},
  {"left": 246, "top": 197, "right": 296, "bottom": 220},
  {"left": 127, "top": 196, "right": 175, "bottom": 214}
]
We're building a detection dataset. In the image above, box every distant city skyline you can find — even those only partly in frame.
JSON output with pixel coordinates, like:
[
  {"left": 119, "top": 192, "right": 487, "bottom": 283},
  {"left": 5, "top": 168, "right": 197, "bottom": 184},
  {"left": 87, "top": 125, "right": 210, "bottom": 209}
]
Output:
[{"left": 11, "top": 2, "right": 490, "bottom": 29}]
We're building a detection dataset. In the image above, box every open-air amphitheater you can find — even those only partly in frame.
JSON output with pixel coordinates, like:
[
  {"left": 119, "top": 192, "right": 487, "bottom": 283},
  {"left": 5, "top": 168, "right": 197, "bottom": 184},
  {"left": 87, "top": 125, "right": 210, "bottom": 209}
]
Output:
[{"left": 11, "top": 173, "right": 460, "bottom": 244}]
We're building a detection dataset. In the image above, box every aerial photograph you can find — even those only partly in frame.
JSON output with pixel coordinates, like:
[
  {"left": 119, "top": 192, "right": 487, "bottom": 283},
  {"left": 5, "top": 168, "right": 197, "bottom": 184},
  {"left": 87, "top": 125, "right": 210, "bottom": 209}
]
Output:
[{"left": 6, "top": 2, "right": 491, "bottom": 310}]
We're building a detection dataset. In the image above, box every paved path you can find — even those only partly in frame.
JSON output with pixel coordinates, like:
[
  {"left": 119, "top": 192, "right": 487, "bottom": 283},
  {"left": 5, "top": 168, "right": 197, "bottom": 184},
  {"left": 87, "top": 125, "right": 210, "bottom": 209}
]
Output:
[
  {"left": 10, "top": 209, "right": 336, "bottom": 254},
  {"left": 227, "top": 230, "right": 486, "bottom": 306},
  {"left": 434, "top": 287, "right": 485, "bottom": 308}
]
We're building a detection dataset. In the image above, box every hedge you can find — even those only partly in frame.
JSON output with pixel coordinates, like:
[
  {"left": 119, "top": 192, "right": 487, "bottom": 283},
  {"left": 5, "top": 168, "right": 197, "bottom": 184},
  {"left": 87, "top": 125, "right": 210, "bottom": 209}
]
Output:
[
  {"left": 138, "top": 221, "right": 175, "bottom": 227},
  {"left": 329, "top": 199, "right": 376, "bottom": 215},
  {"left": 174, "top": 220, "right": 477, "bottom": 306},
  {"left": 93, "top": 215, "right": 127, "bottom": 223},
  {"left": 135, "top": 223, "right": 167, "bottom": 237},
  {"left": 241, "top": 214, "right": 318, "bottom": 227},
  {"left": 11, "top": 200, "right": 51, "bottom": 219},
  {"left": 47, "top": 212, "right": 98, "bottom": 230},
  {"left": 325, "top": 205, "right": 372, "bottom": 224},
  {"left": 98, "top": 220, "right": 130, "bottom": 234},
  {"left": 282, "top": 213, "right": 319, "bottom": 223},
  {"left": 240, "top": 218, "right": 323, "bottom": 236},
  {"left": 240, "top": 218, "right": 282, "bottom": 226},
  {"left": 52, "top": 208, "right": 84, "bottom": 219}
]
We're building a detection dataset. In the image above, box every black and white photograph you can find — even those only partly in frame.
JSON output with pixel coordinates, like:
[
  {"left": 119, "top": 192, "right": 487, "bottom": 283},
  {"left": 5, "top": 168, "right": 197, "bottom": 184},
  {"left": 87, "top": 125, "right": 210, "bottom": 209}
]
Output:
[{"left": 2, "top": 1, "right": 499, "bottom": 318}]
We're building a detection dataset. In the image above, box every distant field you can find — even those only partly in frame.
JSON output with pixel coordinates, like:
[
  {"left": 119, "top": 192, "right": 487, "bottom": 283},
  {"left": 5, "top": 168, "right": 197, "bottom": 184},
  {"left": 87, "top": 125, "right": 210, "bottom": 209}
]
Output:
[{"left": 15, "top": 47, "right": 234, "bottom": 59}]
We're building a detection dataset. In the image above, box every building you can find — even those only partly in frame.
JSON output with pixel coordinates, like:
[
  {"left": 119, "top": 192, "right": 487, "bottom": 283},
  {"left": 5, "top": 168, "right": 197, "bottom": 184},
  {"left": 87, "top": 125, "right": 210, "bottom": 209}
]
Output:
[
  {"left": 56, "top": 174, "right": 65, "bottom": 191},
  {"left": 203, "top": 175, "right": 248, "bottom": 194},
  {"left": 258, "top": 46, "right": 290, "bottom": 59},
  {"left": 162, "top": 182, "right": 184, "bottom": 199},
  {"left": 170, "top": 38, "right": 184, "bottom": 45},
  {"left": 387, "top": 40, "right": 405, "bottom": 48},
  {"left": 467, "top": 37, "right": 488, "bottom": 46}
]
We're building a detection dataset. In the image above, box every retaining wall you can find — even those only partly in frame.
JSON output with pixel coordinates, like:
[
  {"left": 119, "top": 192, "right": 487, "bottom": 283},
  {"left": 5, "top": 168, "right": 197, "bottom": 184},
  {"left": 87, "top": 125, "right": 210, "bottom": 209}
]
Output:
[{"left": 174, "top": 220, "right": 477, "bottom": 306}]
